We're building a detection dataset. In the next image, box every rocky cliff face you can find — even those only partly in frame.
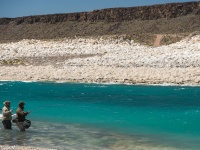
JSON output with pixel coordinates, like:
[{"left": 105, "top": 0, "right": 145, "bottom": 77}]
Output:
[
  {"left": 0, "top": 1, "right": 199, "bottom": 25},
  {"left": 0, "top": 1, "right": 199, "bottom": 43}
]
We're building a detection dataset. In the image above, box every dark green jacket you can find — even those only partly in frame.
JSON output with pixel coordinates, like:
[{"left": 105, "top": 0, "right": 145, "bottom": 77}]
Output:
[{"left": 16, "top": 107, "right": 28, "bottom": 122}]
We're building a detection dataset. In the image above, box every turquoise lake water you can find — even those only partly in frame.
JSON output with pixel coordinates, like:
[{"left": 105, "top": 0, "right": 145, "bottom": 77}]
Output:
[{"left": 0, "top": 81, "right": 200, "bottom": 150}]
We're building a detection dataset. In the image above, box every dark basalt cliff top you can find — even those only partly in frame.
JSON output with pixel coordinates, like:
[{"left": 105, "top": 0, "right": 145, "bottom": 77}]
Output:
[{"left": 0, "top": 1, "right": 199, "bottom": 24}]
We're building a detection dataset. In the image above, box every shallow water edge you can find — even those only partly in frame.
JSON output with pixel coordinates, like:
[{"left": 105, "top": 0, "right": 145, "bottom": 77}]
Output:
[{"left": 1, "top": 79, "right": 200, "bottom": 87}]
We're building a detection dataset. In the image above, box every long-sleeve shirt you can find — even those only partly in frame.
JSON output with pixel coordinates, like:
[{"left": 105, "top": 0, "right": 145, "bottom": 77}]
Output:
[{"left": 2, "top": 106, "right": 12, "bottom": 121}]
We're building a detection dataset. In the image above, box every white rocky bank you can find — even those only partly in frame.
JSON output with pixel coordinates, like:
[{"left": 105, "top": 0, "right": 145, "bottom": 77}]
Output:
[{"left": 0, "top": 35, "right": 200, "bottom": 85}]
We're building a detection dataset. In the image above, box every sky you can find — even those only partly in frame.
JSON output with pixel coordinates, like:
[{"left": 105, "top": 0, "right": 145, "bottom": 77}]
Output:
[{"left": 0, "top": 0, "right": 198, "bottom": 18}]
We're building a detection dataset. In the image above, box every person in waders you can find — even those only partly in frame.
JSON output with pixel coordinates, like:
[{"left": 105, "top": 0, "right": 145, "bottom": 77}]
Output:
[
  {"left": 2, "top": 101, "right": 12, "bottom": 129},
  {"left": 15, "top": 101, "right": 30, "bottom": 131}
]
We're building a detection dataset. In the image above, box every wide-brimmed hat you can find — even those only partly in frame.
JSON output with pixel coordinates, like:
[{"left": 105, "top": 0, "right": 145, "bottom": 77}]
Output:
[
  {"left": 3, "top": 100, "right": 10, "bottom": 105},
  {"left": 18, "top": 101, "right": 25, "bottom": 106}
]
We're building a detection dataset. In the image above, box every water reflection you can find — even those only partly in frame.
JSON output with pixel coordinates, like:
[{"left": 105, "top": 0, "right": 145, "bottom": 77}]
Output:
[
  {"left": 0, "top": 121, "right": 182, "bottom": 150},
  {"left": 0, "top": 126, "right": 28, "bottom": 146}
]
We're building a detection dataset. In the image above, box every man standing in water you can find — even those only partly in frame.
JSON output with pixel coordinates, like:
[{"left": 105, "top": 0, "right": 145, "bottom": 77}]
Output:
[
  {"left": 16, "top": 101, "right": 30, "bottom": 131},
  {"left": 2, "top": 101, "right": 12, "bottom": 129}
]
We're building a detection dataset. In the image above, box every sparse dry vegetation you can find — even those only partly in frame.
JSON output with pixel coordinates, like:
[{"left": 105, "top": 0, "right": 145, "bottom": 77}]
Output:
[{"left": 0, "top": 59, "right": 26, "bottom": 65}]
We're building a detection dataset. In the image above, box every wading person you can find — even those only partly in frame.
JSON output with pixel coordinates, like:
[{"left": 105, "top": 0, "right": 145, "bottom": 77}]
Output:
[
  {"left": 16, "top": 101, "right": 30, "bottom": 131},
  {"left": 2, "top": 101, "right": 12, "bottom": 129}
]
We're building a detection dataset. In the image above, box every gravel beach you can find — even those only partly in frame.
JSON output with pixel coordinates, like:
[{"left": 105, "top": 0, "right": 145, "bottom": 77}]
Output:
[{"left": 0, "top": 35, "right": 199, "bottom": 85}]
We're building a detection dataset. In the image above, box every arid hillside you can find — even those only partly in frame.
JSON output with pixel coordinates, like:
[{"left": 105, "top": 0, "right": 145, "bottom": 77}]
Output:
[{"left": 0, "top": 1, "right": 199, "bottom": 45}]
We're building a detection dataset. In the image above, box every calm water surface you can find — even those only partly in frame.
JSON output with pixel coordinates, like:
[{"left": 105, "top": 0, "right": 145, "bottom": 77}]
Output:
[{"left": 0, "top": 81, "right": 200, "bottom": 150}]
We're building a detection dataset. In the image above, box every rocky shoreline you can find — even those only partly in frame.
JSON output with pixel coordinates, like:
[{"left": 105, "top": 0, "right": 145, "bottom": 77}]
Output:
[
  {"left": 0, "top": 35, "right": 200, "bottom": 85},
  {"left": 0, "top": 145, "right": 55, "bottom": 150}
]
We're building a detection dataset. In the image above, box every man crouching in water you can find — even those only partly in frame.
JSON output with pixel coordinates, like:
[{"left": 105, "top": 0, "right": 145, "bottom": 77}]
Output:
[{"left": 16, "top": 101, "right": 30, "bottom": 131}]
